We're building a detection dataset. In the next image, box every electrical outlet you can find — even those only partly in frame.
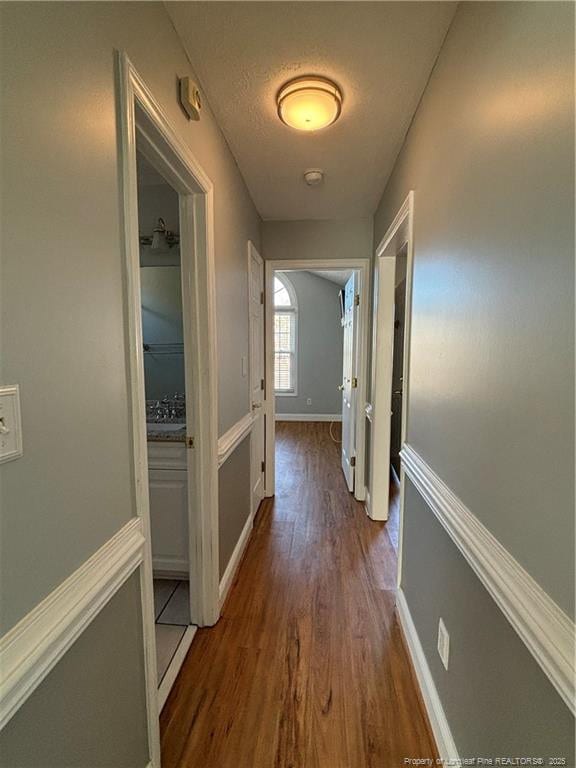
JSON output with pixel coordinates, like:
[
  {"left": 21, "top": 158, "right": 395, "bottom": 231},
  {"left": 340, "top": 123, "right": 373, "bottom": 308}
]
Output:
[
  {"left": 437, "top": 618, "right": 450, "bottom": 670},
  {"left": 306, "top": 398, "right": 312, "bottom": 405}
]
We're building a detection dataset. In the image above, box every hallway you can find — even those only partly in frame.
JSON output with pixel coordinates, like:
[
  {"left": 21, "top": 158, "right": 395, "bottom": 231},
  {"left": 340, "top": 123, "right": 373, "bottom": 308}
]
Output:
[{"left": 160, "top": 422, "right": 437, "bottom": 767}]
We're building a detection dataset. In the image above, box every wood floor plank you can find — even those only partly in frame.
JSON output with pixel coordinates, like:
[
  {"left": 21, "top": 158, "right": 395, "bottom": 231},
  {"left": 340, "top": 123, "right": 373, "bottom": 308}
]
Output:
[{"left": 160, "top": 421, "right": 437, "bottom": 767}]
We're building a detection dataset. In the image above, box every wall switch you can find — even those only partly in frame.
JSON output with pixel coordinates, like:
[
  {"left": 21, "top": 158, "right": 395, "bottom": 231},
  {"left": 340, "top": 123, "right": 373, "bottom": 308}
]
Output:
[
  {"left": 306, "top": 398, "right": 312, "bottom": 405},
  {"left": 241, "top": 356, "right": 248, "bottom": 378},
  {"left": 437, "top": 618, "right": 450, "bottom": 670},
  {"left": 0, "top": 385, "right": 23, "bottom": 464}
]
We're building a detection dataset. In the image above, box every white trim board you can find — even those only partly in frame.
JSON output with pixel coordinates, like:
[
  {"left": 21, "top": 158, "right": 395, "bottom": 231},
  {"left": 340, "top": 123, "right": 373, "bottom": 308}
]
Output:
[
  {"left": 219, "top": 508, "right": 255, "bottom": 610},
  {"left": 0, "top": 518, "right": 145, "bottom": 730},
  {"left": 396, "top": 589, "right": 459, "bottom": 763},
  {"left": 158, "top": 624, "right": 197, "bottom": 712},
  {"left": 217, "top": 412, "right": 255, "bottom": 468},
  {"left": 275, "top": 413, "right": 342, "bottom": 422},
  {"left": 401, "top": 443, "right": 576, "bottom": 714}
]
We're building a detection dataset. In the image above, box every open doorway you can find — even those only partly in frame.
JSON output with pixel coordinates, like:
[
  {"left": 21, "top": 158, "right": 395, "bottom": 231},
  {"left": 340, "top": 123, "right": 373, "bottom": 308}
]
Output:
[
  {"left": 136, "top": 150, "right": 193, "bottom": 707},
  {"left": 265, "top": 259, "right": 370, "bottom": 499},
  {"left": 385, "top": 245, "right": 408, "bottom": 549},
  {"left": 367, "top": 193, "right": 414, "bottom": 571},
  {"left": 117, "top": 54, "right": 220, "bottom": 762}
]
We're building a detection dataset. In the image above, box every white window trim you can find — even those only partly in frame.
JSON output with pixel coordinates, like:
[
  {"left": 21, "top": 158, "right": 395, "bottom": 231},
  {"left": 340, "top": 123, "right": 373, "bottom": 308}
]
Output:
[{"left": 274, "top": 273, "right": 298, "bottom": 396}]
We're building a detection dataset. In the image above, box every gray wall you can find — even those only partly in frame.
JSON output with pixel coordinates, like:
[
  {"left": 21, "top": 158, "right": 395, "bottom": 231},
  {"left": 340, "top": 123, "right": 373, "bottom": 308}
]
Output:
[
  {"left": 373, "top": 0, "right": 574, "bottom": 755},
  {"left": 276, "top": 271, "right": 343, "bottom": 416},
  {"left": 0, "top": 574, "right": 149, "bottom": 767},
  {"left": 137, "top": 179, "right": 180, "bottom": 243},
  {"left": 402, "top": 481, "right": 574, "bottom": 757},
  {"left": 0, "top": 1, "right": 259, "bottom": 761},
  {"left": 218, "top": 437, "right": 251, "bottom": 577},
  {"left": 138, "top": 181, "right": 181, "bottom": 268},
  {"left": 262, "top": 218, "right": 373, "bottom": 262}
]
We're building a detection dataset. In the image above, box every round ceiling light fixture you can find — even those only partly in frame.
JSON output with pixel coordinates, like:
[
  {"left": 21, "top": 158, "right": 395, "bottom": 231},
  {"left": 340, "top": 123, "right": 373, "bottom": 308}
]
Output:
[{"left": 277, "top": 76, "right": 342, "bottom": 132}]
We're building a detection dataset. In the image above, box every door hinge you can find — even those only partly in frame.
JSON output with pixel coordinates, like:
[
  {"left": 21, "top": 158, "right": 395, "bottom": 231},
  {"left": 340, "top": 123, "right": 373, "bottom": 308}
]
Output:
[
  {"left": 187, "top": 436, "right": 195, "bottom": 449},
  {"left": 351, "top": 456, "right": 356, "bottom": 467},
  {"left": 354, "top": 294, "right": 360, "bottom": 307},
  {"left": 351, "top": 377, "right": 358, "bottom": 389},
  {"left": 261, "top": 378, "right": 265, "bottom": 390},
  {"left": 260, "top": 291, "right": 264, "bottom": 304},
  {"left": 261, "top": 460, "right": 266, "bottom": 472}
]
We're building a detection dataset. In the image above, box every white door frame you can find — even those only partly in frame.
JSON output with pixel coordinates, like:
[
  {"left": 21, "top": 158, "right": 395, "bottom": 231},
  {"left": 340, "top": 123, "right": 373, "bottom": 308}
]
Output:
[
  {"left": 264, "top": 258, "right": 371, "bottom": 501},
  {"left": 247, "top": 240, "right": 265, "bottom": 517},
  {"left": 369, "top": 191, "right": 414, "bottom": 586},
  {"left": 116, "top": 52, "right": 220, "bottom": 767}
]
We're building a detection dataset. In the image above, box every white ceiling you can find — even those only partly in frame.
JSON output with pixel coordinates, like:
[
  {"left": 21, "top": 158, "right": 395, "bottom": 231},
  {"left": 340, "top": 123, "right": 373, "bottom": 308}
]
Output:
[
  {"left": 166, "top": 2, "right": 456, "bottom": 221},
  {"left": 306, "top": 269, "right": 351, "bottom": 287}
]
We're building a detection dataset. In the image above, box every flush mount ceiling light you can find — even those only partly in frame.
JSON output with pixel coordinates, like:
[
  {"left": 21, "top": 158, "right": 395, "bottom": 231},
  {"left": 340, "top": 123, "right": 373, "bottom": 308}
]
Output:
[{"left": 277, "top": 76, "right": 342, "bottom": 132}]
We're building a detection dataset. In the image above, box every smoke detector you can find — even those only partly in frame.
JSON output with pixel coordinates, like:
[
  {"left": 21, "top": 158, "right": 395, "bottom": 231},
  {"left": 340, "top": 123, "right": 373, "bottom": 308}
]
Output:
[{"left": 304, "top": 169, "right": 324, "bottom": 187}]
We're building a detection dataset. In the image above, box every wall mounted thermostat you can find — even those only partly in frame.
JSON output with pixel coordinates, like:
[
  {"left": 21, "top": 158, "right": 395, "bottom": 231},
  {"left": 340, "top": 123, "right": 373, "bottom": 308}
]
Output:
[
  {"left": 0, "top": 385, "right": 23, "bottom": 463},
  {"left": 179, "top": 77, "right": 202, "bottom": 121}
]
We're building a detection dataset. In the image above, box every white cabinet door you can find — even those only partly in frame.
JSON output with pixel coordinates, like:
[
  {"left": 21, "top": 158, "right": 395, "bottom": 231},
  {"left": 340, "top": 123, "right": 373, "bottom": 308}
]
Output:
[{"left": 149, "top": 469, "right": 189, "bottom": 575}]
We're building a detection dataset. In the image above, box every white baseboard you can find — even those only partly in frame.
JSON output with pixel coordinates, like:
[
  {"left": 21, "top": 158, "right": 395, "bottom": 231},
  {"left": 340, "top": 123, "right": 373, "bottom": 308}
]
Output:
[
  {"left": 275, "top": 413, "right": 342, "bottom": 422},
  {"left": 152, "top": 556, "right": 188, "bottom": 580},
  {"left": 396, "top": 589, "right": 460, "bottom": 764},
  {"left": 219, "top": 510, "right": 254, "bottom": 610},
  {"left": 153, "top": 569, "right": 189, "bottom": 581},
  {"left": 158, "top": 624, "right": 196, "bottom": 712}
]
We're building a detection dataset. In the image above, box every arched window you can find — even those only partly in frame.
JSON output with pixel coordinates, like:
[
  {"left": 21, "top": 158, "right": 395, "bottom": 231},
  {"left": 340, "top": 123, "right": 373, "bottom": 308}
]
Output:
[{"left": 274, "top": 273, "right": 298, "bottom": 394}]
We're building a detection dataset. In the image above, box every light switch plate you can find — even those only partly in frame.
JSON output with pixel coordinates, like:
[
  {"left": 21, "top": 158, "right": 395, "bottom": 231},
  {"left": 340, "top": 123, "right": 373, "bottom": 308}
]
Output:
[{"left": 0, "top": 385, "right": 23, "bottom": 463}]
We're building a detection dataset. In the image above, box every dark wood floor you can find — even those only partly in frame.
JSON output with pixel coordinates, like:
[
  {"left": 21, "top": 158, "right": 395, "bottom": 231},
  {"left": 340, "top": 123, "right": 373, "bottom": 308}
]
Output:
[{"left": 160, "top": 421, "right": 437, "bottom": 767}]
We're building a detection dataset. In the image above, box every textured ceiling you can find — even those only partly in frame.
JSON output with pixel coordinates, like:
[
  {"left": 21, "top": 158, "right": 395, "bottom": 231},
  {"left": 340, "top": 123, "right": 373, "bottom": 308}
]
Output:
[{"left": 166, "top": 2, "right": 456, "bottom": 220}]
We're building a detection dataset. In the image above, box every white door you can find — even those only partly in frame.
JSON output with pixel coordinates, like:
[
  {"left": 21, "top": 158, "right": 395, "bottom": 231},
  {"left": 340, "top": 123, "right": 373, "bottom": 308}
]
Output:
[
  {"left": 369, "top": 255, "right": 396, "bottom": 520},
  {"left": 341, "top": 273, "right": 357, "bottom": 491},
  {"left": 248, "top": 242, "right": 265, "bottom": 516}
]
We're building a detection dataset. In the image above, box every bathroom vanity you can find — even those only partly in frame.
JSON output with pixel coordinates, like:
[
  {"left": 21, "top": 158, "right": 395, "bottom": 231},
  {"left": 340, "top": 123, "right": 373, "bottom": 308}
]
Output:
[{"left": 147, "top": 424, "right": 189, "bottom": 578}]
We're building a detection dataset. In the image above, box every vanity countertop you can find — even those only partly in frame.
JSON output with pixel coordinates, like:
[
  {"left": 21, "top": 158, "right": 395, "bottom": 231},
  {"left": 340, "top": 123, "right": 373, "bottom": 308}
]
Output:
[{"left": 146, "top": 424, "right": 187, "bottom": 443}]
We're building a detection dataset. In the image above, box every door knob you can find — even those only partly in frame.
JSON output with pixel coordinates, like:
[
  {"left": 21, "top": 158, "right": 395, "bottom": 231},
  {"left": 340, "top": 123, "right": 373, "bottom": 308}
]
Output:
[
  {"left": 252, "top": 402, "right": 262, "bottom": 409},
  {"left": 338, "top": 384, "right": 344, "bottom": 391}
]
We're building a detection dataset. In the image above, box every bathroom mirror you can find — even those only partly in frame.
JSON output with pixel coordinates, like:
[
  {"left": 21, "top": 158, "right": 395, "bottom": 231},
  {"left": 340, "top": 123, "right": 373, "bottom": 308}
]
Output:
[{"left": 140, "top": 265, "right": 185, "bottom": 400}]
